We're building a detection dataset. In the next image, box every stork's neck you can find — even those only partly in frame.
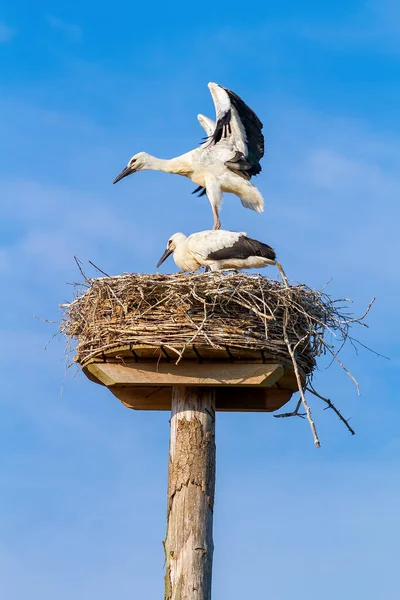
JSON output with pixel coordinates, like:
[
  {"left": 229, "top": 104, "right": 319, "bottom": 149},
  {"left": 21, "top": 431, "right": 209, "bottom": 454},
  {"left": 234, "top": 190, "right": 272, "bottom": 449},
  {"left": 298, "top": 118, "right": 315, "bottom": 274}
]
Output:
[
  {"left": 144, "top": 153, "right": 192, "bottom": 176},
  {"left": 173, "top": 238, "right": 200, "bottom": 273}
]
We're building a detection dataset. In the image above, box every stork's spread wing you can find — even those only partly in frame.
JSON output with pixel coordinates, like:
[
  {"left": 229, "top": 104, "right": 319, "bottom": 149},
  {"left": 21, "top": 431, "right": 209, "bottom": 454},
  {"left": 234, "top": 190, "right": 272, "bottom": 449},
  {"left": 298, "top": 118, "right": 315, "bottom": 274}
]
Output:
[
  {"left": 197, "top": 114, "right": 216, "bottom": 138},
  {"left": 208, "top": 82, "right": 264, "bottom": 178}
]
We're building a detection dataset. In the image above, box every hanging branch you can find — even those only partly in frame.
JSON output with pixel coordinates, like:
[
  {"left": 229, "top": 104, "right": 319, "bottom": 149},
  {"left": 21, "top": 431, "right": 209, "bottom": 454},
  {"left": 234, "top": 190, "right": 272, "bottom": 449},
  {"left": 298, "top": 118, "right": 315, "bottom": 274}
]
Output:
[
  {"left": 317, "top": 335, "right": 361, "bottom": 395},
  {"left": 305, "top": 383, "right": 355, "bottom": 436},
  {"left": 283, "top": 309, "right": 321, "bottom": 448}
]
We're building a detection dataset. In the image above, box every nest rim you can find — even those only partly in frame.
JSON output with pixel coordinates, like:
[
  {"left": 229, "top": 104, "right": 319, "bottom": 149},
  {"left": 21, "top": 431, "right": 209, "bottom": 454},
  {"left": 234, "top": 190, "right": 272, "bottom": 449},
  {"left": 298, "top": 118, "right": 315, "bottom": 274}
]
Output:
[{"left": 60, "top": 271, "right": 338, "bottom": 378}]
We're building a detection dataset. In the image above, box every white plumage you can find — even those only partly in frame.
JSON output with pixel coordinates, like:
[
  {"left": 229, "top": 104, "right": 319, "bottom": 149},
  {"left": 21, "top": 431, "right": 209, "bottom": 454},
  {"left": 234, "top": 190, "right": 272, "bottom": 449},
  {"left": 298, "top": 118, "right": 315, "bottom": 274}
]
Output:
[
  {"left": 113, "top": 82, "right": 265, "bottom": 230},
  {"left": 156, "top": 230, "right": 277, "bottom": 273}
]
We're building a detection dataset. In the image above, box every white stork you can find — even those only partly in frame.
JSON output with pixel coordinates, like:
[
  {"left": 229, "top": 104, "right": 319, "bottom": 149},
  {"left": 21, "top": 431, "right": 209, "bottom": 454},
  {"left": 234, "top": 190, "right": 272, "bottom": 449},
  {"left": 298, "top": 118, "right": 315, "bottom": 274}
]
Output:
[
  {"left": 113, "top": 82, "right": 265, "bottom": 230},
  {"left": 157, "top": 229, "right": 279, "bottom": 273}
]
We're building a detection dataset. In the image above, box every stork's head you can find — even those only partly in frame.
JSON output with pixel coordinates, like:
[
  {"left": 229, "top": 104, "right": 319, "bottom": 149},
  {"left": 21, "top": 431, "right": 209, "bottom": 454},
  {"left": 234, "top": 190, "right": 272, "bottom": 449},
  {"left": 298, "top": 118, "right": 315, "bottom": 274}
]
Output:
[
  {"left": 113, "top": 152, "right": 150, "bottom": 184},
  {"left": 156, "top": 233, "right": 187, "bottom": 268}
]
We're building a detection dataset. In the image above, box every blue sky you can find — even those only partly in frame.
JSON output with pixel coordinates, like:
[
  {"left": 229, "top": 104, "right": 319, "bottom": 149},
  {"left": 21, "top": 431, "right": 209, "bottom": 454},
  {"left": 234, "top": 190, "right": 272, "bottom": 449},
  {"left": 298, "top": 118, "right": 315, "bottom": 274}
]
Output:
[{"left": 1, "top": 1, "right": 400, "bottom": 597}]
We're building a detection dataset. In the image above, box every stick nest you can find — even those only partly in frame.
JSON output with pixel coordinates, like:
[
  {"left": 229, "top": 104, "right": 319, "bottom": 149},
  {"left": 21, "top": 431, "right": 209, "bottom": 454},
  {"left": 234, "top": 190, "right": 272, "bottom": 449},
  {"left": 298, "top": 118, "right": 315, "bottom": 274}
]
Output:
[{"left": 60, "top": 272, "right": 366, "bottom": 375}]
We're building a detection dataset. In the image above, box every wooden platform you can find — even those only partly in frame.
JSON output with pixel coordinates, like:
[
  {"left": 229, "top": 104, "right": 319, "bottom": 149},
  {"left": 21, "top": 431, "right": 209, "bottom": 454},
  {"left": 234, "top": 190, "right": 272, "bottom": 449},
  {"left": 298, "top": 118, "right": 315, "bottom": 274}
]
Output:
[{"left": 82, "top": 345, "right": 303, "bottom": 412}]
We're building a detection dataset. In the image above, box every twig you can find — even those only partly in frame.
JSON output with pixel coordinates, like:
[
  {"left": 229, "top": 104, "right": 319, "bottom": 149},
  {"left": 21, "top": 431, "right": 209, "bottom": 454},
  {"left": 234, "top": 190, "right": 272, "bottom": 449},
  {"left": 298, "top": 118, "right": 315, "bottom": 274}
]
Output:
[
  {"left": 175, "top": 303, "right": 210, "bottom": 365},
  {"left": 34, "top": 316, "right": 59, "bottom": 324},
  {"left": 283, "top": 309, "right": 321, "bottom": 448},
  {"left": 320, "top": 277, "right": 333, "bottom": 291},
  {"left": 305, "top": 384, "right": 355, "bottom": 436},
  {"left": 88, "top": 260, "right": 110, "bottom": 278},
  {"left": 74, "top": 256, "right": 88, "bottom": 281},
  {"left": 318, "top": 335, "right": 361, "bottom": 395},
  {"left": 274, "top": 399, "right": 306, "bottom": 419},
  {"left": 348, "top": 336, "right": 390, "bottom": 360},
  {"left": 342, "top": 298, "right": 376, "bottom": 325}
]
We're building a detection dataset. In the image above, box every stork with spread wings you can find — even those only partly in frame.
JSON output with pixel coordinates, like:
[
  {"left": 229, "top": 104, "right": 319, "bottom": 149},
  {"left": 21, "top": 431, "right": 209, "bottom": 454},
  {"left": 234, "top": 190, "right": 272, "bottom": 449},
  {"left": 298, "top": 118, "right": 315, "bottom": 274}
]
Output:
[{"left": 113, "top": 82, "right": 265, "bottom": 230}]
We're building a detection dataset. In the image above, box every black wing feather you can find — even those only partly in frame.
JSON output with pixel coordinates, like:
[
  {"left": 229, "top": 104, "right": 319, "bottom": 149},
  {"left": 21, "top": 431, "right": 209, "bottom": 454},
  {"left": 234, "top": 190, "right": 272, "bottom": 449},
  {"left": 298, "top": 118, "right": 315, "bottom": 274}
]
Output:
[
  {"left": 192, "top": 185, "right": 207, "bottom": 197},
  {"left": 210, "top": 86, "right": 264, "bottom": 178},
  {"left": 207, "top": 236, "right": 276, "bottom": 261},
  {"left": 224, "top": 87, "right": 264, "bottom": 176},
  {"left": 211, "top": 109, "right": 231, "bottom": 145}
]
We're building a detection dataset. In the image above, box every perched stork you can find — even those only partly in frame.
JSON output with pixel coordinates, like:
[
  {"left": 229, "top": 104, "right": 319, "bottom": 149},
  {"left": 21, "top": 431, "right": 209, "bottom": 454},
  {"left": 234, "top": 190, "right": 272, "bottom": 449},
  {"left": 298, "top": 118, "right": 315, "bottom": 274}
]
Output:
[
  {"left": 156, "top": 230, "right": 279, "bottom": 273},
  {"left": 113, "top": 82, "right": 265, "bottom": 229}
]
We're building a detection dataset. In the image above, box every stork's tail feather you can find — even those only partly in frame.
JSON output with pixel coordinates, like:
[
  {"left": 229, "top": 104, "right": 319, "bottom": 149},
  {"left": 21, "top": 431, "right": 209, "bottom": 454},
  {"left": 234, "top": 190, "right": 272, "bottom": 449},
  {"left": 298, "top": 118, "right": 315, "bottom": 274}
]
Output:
[
  {"left": 240, "top": 198, "right": 264, "bottom": 212},
  {"left": 238, "top": 182, "right": 264, "bottom": 213}
]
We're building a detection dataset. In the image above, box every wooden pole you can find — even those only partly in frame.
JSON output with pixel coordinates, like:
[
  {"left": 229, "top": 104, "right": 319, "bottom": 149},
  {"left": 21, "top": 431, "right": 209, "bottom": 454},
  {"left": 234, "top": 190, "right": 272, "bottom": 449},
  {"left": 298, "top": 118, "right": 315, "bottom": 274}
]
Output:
[{"left": 164, "top": 386, "right": 216, "bottom": 600}]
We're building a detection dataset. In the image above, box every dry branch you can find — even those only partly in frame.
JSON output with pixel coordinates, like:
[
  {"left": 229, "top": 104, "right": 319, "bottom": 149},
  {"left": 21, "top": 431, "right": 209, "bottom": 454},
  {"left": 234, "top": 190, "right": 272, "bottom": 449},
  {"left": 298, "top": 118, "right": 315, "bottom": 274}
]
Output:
[{"left": 283, "top": 310, "right": 321, "bottom": 448}]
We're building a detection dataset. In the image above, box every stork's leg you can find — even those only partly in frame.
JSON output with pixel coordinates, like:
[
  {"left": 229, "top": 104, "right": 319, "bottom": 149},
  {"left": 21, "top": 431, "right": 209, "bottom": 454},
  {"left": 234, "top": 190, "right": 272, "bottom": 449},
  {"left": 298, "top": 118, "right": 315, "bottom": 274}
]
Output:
[
  {"left": 205, "top": 176, "right": 222, "bottom": 230},
  {"left": 212, "top": 207, "right": 221, "bottom": 231}
]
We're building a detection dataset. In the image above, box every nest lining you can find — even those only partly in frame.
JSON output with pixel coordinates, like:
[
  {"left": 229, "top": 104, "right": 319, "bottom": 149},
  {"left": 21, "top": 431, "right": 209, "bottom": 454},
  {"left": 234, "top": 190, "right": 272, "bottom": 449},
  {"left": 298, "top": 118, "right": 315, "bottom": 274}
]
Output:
[{"left": 60, "top": 272, "right": 357, "bottom": 376}]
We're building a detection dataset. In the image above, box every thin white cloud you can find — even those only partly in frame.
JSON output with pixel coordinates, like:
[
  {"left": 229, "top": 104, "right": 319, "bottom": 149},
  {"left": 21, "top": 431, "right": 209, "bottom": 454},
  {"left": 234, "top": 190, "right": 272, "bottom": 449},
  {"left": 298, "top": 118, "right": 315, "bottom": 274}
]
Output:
[
  {"left": 46, "top": 15, "right": 82, "bottom": 41},
  {"left": 0, "top": 178, "right": 154, "bottom": 279},
  {"left": 0, "top": 21, "right": 15, "bottom": 43}
]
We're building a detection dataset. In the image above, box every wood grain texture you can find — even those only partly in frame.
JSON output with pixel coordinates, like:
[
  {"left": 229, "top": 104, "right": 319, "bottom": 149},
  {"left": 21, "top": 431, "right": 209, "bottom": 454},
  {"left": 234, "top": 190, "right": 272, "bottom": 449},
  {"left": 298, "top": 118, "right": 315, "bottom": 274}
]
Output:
[
  {"left": 164, "top": 387, "right": 216, "bottom": 600},
  {"left": 86, "top": 362, "right": 284, "bottom": 387},
  {"left": 110, "top": 385, "right": 292, "bottom": 412},
  {"left": 83, "top": 359, "right": 298, "bottom": 412}
]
